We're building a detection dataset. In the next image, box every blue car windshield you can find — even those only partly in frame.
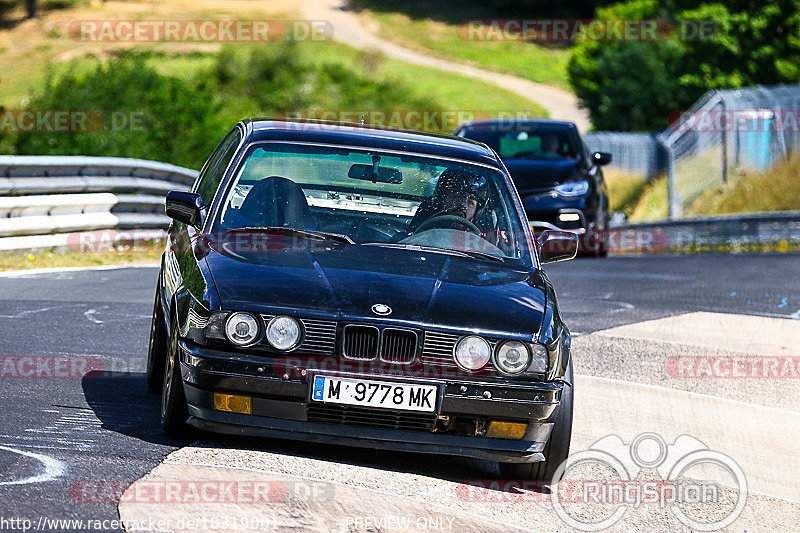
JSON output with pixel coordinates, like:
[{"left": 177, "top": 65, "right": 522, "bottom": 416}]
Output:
[{"left": 212, "top": 142, "right": 532, "bottom": 263}]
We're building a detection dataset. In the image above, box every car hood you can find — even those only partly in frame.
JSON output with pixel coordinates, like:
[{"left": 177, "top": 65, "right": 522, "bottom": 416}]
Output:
[
  {"left": 204, "top": 242, "right": 546, "bottom": 338},
  {"left": 502, "top": 158, "right": 581, "bottom": 193}
]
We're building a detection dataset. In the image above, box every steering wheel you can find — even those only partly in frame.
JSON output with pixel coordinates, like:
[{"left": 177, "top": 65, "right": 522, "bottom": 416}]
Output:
[{"left": 412, "top": 214, "right": 481, "bottom": 235}]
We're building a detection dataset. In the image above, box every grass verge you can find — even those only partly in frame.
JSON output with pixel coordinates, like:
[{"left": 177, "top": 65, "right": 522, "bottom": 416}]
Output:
[
  {"left": 604, "top": 168, "right": 648, "bottom": 216},
  {"left": 629, "top": 175, "right": 668, "bottom": 221},
  {"left": 0, "top": 249, "right": 160, "bottom": 272},
  {"left": 688, "top": 155, "right": 800, "bottom": 215},
  {"left": 350, "top": 7, "right": 571, "bottom": 90}
]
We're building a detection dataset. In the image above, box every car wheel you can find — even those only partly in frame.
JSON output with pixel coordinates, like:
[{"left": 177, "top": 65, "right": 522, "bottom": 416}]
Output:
[
  {"left": 161, "top": 313, "right": 189, "bottom": 437},
  {"left": 146, "top": 284, "right": 167, "bottom": 393},
  {"left": 498, "top": 360, "right": 573, "bottom": 482}
]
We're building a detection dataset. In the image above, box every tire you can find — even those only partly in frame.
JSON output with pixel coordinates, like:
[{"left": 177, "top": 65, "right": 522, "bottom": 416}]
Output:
[
  {"left": 498, "top": 360, "right": 574, "bottom": 482},
  {"left": 146, "top": 284, "right": 168, "bottom": 393},
  {"left": 161, "top": 313, "right": 189, "bottom": 437}
]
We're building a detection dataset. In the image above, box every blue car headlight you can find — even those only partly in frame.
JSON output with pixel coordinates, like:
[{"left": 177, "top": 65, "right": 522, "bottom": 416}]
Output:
[{"left": 555, "top": 180, "right": 589, "bottom": 198}]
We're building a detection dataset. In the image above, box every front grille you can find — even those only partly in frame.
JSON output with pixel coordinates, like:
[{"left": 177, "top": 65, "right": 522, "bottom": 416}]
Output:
[
  {"left": 380, "top": 328, "right": 417, "bottom": 364},
  {"left": 299, "top": 318, "right": 338, "bottom": 354},
  {"left": 420, "top": 331, "right": 460, "bottom": 369},
  {"left": 343, "top": 325, "right": 379, "bottom": 360},
  {"left": 260, "top": 315, "right": 338, "bottom": 354},
  {"left": 307, "top": 404, "right": 436, "bottom": 432}
]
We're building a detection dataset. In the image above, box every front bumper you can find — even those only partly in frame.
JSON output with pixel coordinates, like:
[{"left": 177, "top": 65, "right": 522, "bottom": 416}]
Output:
[{"left": 179, "top": 341, "right": 567, "bottom": 463}]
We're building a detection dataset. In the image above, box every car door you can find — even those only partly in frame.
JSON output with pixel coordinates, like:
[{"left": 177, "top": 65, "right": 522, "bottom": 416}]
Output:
[{"left": 163, "top": 127, "right": 243, "bottom": 324}]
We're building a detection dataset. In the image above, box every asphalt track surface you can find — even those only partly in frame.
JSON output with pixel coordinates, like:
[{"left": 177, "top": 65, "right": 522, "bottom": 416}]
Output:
[{"left": 0, "top": 253, "right": 797, "bottom": 531}]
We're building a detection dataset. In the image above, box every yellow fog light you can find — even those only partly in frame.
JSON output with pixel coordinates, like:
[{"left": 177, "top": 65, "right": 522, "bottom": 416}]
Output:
[
  {"left": 213, "top": 393, "right": 252, "bottom": 415},
  {"left": 486, "top": 421, "right": 527, "bottom": 440}
]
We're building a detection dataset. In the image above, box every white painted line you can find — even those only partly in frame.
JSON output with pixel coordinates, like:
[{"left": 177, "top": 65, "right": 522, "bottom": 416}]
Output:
[
  {"left": 575, "top": 373, "right": 800, "bottom": 417},
  {"left": 0, "top": 445, "right": 67, "bottom": 486},
  {"left": 0, "top": 263, "right": 159, "bottom": 278},
  {"left": 573, "top": 374, "right": 800, "bottom": 501},
  {"left": 593, "top": 311, "right": 800, "bottom": 356}
]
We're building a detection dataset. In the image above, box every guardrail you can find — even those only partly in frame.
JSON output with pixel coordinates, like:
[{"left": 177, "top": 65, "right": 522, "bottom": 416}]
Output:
[
  {"left": 611, "top": 210, "right": 800, "bottom": 254},
  {"left": 1, "top": 156, "right": 797, "bottom": 255},
  {"left": 0, "top": 156, "right": 196, "bottom": 251}
]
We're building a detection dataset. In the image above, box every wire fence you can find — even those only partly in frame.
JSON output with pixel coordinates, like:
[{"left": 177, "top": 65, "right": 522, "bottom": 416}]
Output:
[
  {"left": 586, "top": 83, "right": 800, "bottom": 219},
  {"left": 584, "top": 132, "right": 662, "bottom": 180}
]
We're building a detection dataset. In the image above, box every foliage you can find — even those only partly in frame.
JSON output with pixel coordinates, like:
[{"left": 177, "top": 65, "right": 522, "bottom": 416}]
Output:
[
  {"left": 13, "top": 56, "right": 226, "bottom": 168},
  {"left": 568, "top": 0, "right": 800, "bottom": 131},
  {"left": 12, "top": 44, "right": 440, "bottom": 168}
]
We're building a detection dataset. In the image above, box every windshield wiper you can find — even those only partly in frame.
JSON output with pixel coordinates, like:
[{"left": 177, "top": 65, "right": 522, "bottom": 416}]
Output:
[
  {"left": 449, "top": 248, "right": 505, "bottom": 262},
  {"left": 362, "top": 242, "right": 503, "bottom": 262},
  {"left": 229, "top": 227, "right": 355, "bottom": 245}
]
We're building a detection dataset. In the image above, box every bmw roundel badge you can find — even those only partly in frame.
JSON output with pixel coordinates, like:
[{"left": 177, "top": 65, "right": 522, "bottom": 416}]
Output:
[{"left": 371, "top": 303, "right": 392, "bottom": 316}]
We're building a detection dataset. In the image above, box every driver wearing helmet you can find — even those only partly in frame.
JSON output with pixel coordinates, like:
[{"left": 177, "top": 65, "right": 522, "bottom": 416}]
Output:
[{"left": 406, "top": 168, "right": 489, "bottom": 234}]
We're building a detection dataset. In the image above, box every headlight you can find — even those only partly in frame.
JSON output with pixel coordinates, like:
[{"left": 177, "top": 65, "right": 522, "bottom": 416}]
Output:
[
  {"left": 494, "top": 340, "right": 532, "bottom": 374},
  {"left": 225, "top": 312, "right": 260, "bottom": 346},
  {"left": 266, "top": 316, "right": 302, "bottom": 351},
  {"left": 454, "top": 336, "right": 491, "bottom": 370},
  {"left": 555, "top": 180, "right": 589, "bottom": 198},
  {"left": 529, "top": 343, "right": 549, "bottom": 373}
]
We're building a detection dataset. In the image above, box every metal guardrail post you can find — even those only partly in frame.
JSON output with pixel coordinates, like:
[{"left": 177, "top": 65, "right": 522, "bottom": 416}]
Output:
[
  {"left": 661, "top": 142, "right": 678, "bottom": 220},
  {"left": 719, "top": 92, "right": 728, "bottom": 183}
]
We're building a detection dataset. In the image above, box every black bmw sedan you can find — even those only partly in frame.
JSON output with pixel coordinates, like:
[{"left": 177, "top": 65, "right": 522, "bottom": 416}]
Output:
[
  {"left": 148, "top": 119, "right": 578, "bottom": 481},
  {"left": 455, "top": 118, "right": 612, "bottom": 255}
]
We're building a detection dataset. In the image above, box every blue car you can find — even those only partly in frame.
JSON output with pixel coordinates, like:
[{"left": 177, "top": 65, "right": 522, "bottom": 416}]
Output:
[
  {"left": 456, "top": 118, "right": 612, "bottom": 256},
  {"left": 148, "top": 119, "right": 578, "bottom": 481}
]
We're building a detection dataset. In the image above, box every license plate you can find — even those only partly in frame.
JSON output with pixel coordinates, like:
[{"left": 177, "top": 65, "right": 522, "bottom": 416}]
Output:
[{"left": 310, "top": 375, "right": 438, "bottom": 412}]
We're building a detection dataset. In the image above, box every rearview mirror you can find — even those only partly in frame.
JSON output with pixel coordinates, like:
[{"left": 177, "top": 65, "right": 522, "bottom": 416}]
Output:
[
  {"left": 165, "top": 190, "right": 205, "bottom": 229},
  {"left": 348, "top": 163, "right": 402, "bottom": 184},
  {"left": 592, "top": 151, "right": 612, "bottom": 166},
  {"left": 537, "top": 230, "right": 579, "bottom": 264}
]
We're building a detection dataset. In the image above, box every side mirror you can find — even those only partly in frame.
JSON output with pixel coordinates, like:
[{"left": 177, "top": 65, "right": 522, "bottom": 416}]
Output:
[
  {"left": 165, "top": 190, "right": 205, "bottom": 229},
  {"left": 537, "top": 230, "right": 579, "bottom": 264},
  {"left": 592, "top": 151, "right": 612, "bottom": 166}
]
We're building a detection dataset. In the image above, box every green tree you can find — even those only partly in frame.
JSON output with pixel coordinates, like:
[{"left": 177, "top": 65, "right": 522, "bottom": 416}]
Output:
[
  {"left": 14, "top": 57, "right": 226, "bottom": 168},
  {"left": 568, "top": 0, "right": 800, "bottom": 131}
]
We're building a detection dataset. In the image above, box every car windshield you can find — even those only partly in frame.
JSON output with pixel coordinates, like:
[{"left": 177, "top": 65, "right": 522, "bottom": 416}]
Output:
[
  {"left": 459, "top": 126, "right": 579, "bottom": 161},
  {"left": 212, "top": 142, "right": 531, "bottom": 263}
]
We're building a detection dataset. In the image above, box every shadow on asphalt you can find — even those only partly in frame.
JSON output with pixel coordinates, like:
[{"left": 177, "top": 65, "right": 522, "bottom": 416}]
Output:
[
  {"left": 81, "top": 371, "right": 548, "bottom": 496},
  {"left": 81, "top": 371, "right": 182, "bottom": 446}
]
